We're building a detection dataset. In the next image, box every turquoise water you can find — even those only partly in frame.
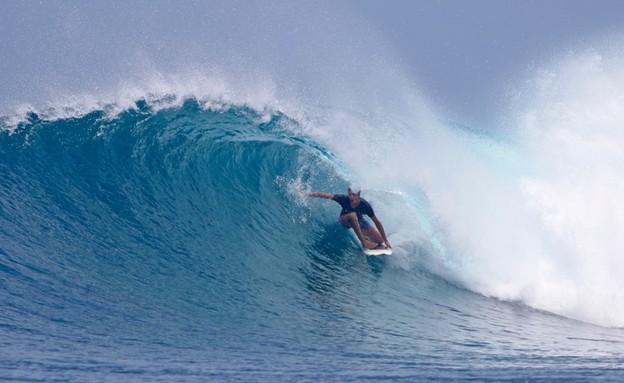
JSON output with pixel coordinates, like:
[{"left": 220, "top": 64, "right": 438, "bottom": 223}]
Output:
[{"left": 1, "top": 99, "right": 623, "bottom": 382}]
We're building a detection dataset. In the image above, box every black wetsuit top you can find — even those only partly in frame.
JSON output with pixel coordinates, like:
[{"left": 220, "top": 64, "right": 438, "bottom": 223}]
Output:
[{"left": 332, "top": 194, "right": 375, "bottom": 218}]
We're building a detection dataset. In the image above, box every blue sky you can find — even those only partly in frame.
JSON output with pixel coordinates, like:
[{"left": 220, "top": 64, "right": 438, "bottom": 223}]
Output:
[{"left": 2, "top": 1, "right": 624, "bottom": 126}]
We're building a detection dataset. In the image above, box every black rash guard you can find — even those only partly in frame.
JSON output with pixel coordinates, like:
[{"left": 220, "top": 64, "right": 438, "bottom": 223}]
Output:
[{"left": 332, "top": 194, "right": 375, "bottom": 218}]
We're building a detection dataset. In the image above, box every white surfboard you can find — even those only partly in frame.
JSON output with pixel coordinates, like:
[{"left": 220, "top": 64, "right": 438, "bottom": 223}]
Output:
[
  {"left": 363, "top": 245, "right": 393, "bottom": 256},
  {"left": 349, "top": 229, "right": 393, "bottom": 256}
]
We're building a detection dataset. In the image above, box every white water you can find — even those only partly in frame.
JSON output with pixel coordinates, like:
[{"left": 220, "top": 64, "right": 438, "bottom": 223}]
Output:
[{"left": 297, "top": 44, "right": 624, "bottom": 328}]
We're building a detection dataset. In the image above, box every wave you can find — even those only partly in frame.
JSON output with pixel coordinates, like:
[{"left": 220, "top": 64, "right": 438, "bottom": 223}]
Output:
[
  {"left": 0, "top": 98, "right": 431, "bottom": 352},
  {"left": 2, "top": 46, "right": 624, "bottom": 334}
]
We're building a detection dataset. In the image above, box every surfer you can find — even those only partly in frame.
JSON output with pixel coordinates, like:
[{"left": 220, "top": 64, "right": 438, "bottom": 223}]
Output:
[{"left": 304, "top": 188, "right": 392, "bottom": 250}]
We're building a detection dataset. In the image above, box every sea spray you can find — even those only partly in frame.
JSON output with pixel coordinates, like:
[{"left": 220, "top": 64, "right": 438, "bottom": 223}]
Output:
[
  {"left": 290, "top": 46, "right": 624, "bottom": 328},
  {"left": 510, "top": 49, "right": 624, "bottom": 327}
]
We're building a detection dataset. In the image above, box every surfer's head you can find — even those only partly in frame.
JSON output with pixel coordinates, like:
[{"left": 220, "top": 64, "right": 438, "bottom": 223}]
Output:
[{"left": 348, "top": 188, "right": 361, "bottom": 207}]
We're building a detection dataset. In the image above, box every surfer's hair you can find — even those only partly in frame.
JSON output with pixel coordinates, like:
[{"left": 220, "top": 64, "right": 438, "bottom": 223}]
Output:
[{"left": 347, "top": 188, "right": 360, "bottom": 196}]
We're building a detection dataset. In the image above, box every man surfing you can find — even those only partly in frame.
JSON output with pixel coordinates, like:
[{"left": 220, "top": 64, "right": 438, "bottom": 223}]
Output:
[{"left": 304, "top": 188, "right": 392, "bottom": 250}]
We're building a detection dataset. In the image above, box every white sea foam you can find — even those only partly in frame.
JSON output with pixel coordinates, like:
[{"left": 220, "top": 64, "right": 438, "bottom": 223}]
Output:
[
  {"left": 294, "top": 41, "right": 624, "bottom": 328},
  {"left": 0, "top": 67, "right": 282, "bottom": 131},
  {"left": 506, "top": 47, "right": 624, "bottom": 327}
]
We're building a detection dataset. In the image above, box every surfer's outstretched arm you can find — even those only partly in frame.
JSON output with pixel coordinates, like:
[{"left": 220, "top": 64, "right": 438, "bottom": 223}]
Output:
[{"left": 305, "top": 191, "right": 334, "bottom": 200}]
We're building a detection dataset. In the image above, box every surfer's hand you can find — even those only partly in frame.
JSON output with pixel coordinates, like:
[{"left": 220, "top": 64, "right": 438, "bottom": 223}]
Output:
[{"left": 386, "top": 242, "right": 392, "bottom": 249}]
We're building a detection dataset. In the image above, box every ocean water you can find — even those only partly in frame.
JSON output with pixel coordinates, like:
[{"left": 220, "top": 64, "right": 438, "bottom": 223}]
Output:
[
  {"left": 1, "top": 91, "right": 624, "bottom": 382},
  {"left": 3, "top": 2, "right": 624, "bottom": 380}
]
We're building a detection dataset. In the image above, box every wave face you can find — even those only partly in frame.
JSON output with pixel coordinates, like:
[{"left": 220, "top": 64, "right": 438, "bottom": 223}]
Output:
[{"left": 2, "top": 97, "right": 624, "bottom": 382}]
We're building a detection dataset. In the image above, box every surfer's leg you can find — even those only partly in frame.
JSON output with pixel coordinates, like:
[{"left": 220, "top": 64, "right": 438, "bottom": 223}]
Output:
[
  {"left": 363, "top": 228, "right": 383, "bottom": 246},
  {"left": 357, "top": 217, "right": 383, "bottom": 247},
  {"left": 340, "top": 213, "right": 375, "bottom": 249}
]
